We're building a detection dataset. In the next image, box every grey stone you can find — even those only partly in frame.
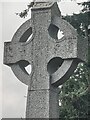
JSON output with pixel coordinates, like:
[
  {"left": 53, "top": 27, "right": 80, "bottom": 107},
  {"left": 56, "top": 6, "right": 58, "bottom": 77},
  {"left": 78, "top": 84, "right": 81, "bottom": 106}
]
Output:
[
  {"left": 26, "top": 87, "right": 60, "bottom": 118},
  {"left": 4, "top": 2, "right": 88, "bottom": 118}
]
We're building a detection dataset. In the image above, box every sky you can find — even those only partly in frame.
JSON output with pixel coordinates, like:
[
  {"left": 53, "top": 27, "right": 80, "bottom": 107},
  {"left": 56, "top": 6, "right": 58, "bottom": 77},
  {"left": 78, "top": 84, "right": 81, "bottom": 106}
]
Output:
[{"left": 0, "top": 0, "right": 88, "bottom": 118}]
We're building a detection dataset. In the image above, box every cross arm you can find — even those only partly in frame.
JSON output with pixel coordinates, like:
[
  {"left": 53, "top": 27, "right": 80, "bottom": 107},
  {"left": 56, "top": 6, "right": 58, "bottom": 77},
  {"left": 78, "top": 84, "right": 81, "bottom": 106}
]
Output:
[
  {"left": 3, "top": 41, "right": 33, "bottom": 85},
  {"left": 4, "top": 42, "right": 26, "bottom": 65}
]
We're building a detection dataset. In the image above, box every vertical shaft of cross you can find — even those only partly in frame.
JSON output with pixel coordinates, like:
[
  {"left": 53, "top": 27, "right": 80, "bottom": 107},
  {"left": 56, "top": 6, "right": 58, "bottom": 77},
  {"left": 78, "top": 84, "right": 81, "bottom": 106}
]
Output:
[
  {"left": 26, "top": 2, "right": 60, "bottom": 118},
  {"left": 26, "top": 87, "right": 60, "bottom": 118}
]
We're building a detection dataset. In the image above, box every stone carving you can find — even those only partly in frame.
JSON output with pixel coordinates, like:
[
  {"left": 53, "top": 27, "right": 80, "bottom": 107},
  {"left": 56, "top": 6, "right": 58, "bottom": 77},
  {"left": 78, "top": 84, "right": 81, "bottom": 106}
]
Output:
[{"left": 4, "top": 2, "right": 88, "bottom": 118}]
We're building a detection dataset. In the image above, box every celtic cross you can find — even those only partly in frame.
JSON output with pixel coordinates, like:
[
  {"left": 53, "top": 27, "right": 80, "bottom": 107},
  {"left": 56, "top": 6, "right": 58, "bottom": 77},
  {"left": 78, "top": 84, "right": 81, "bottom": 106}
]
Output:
[{"left": 4, "top": 2, "right": 88, "bottom": 118}]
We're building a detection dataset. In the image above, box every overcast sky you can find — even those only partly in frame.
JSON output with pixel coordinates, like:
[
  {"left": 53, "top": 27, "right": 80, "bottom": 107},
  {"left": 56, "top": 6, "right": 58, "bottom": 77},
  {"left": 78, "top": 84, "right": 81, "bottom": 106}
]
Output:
[{"left": 0, "top": 0, "right": 87, "bottom": 118}]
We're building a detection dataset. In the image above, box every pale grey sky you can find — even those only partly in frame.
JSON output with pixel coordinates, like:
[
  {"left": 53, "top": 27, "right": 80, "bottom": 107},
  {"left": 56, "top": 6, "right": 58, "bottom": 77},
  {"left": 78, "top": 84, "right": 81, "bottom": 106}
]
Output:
[{"left": 1, "top": 0, "right": 87, "bottom": 118}]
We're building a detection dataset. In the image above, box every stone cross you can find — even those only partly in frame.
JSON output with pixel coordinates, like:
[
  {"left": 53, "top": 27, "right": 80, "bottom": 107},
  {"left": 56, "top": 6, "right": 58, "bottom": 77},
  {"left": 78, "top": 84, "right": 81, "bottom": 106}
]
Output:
[{"left": 4, "top": 2, "right": 88, "bottom": 118}]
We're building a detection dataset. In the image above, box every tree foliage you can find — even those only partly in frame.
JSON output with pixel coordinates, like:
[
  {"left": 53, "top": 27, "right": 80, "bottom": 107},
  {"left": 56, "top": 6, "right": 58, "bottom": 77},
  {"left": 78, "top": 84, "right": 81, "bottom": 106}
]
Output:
[
  {"left": 59, "top": 63, "right": 89, "bottom": 119},
  {"left": 16, "top": 2, "right": 34, "bottom": 18}
]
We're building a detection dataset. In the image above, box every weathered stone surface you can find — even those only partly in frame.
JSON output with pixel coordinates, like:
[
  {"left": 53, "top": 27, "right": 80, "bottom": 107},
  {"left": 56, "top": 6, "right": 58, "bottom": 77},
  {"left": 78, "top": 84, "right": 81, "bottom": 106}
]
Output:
[
  {"left": 26, "top": 87, "right": 60, "bottom": 118},
  {"left": 3, "top": 2, "right": 88, "bottom": 118}
]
